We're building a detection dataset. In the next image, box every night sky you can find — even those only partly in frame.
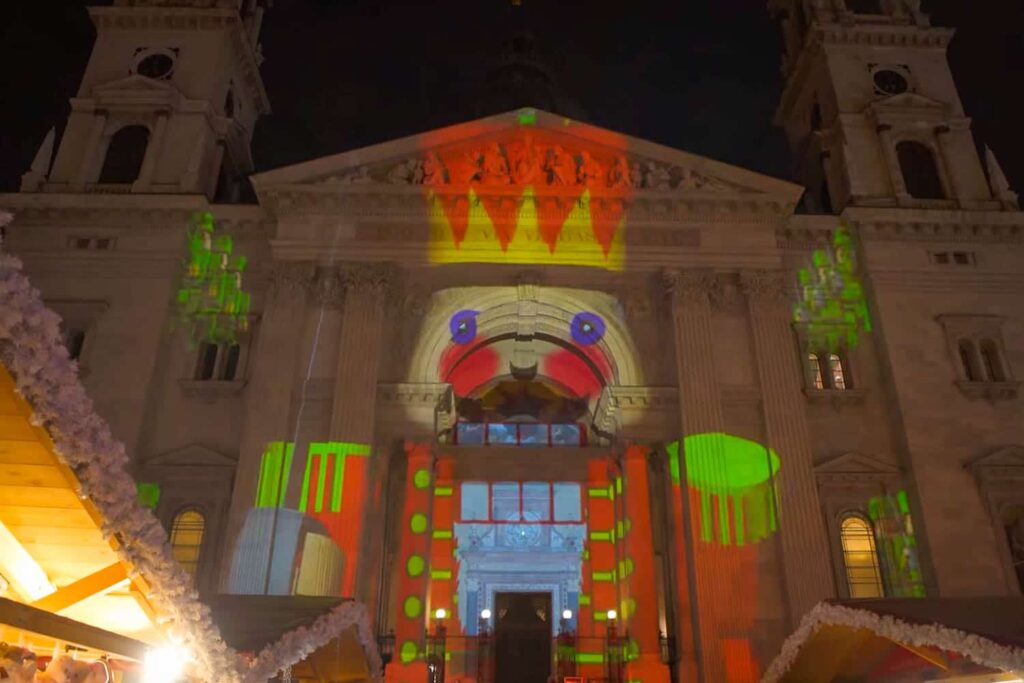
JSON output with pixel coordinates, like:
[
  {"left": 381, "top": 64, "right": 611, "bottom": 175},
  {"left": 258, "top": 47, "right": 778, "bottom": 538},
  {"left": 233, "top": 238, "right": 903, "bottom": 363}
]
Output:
[{"left": 1, "top": 0, "right": 1021, "bottom": 194}]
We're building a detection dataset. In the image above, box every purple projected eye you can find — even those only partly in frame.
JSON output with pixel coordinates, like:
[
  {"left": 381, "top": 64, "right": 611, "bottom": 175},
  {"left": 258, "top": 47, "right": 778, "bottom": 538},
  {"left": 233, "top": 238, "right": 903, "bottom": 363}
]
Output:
[
  {"left": 571, "top": 312, "right": 605, "bottom": 346},
  {"left": 450, "top": 310, "right": 478, "bottom": 344}
]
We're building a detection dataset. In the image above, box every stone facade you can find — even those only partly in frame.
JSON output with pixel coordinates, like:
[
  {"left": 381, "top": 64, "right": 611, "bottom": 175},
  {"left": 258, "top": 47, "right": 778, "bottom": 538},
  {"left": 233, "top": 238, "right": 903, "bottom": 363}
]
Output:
[{"left": 2, "top": 0, "right": 1023, "bottom": 681}]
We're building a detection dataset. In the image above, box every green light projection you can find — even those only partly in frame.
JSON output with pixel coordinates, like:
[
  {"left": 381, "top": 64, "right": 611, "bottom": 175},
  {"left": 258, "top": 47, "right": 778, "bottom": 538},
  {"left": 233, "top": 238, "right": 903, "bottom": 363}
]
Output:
[
  {"left": 255, "top": 442, "right": 294, "bottom": 508},
  {"left": 136, "top": 482, "right": 161, "bottom": 509},
  {"left": 793, "top": 226, "right": 872, "bottom": 352},
  {"left": 175, "top": 212, "right": 251, "bottom": 348},
  {"left": 667, "top": 433, "right": 780, "bottom": 546},
  {"left": 868, "top": 490, "right": 926, "bottom": 597}
]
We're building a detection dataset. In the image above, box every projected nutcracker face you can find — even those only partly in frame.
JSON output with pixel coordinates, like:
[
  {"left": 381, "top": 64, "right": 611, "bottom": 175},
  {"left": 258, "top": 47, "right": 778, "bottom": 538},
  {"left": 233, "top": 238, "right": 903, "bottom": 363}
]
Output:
[{"left": 439, "top": 308, "right": 612, "bottom": 420}]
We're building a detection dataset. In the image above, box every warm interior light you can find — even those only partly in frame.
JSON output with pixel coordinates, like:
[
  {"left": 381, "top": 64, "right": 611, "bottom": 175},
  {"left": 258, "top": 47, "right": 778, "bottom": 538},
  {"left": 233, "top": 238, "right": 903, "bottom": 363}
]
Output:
[
  {"left": 144, "top": 644, "right": 191, "bottom": 683},
  {"left": 562, "top": 609, "right": 573, "bottom": 620},
  {"left": 480, "top": 608, "right": 492, "bottom": 620},
  {"left": 606, "top": 609, "right": 617, "bottom": 620},
  {"left": 0, "top": 520, "right": 55, "bottom": 601},
  {"left": 434, "top": 608, "right": 447, "bottom": 620}
]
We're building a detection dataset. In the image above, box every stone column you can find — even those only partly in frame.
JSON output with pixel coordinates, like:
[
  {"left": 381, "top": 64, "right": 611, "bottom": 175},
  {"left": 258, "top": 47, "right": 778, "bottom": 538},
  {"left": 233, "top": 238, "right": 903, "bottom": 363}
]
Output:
[
  {"left": 221, "top": 261, "right": 314, "bottom": 592},
  {"left": 74, "top": 110, "right": 108, "bottom": 188},
  {"left": 738, "top": 269, "right": 833, "bottom": 620},
  {"left": 876, "top": 124, "right": 911, "bottom": 202},
  {"left": 661, "top": 269, "right": 727, "bottom": 683},
  {"left": 134, "top": 110, "right": 168, "bottom": 190},
  {"left": 329, "top": 262, "right": 393, "bottom": 598},
  {"left": 933, "top": 125, "right": 960, "bottom": 203}
]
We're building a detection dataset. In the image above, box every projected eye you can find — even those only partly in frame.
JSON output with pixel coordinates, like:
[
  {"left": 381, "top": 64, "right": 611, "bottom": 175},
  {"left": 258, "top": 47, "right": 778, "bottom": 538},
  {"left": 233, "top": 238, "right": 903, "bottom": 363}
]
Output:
[
  {"left": 449, "top": 310, "right": 478, "bottom": 345},
  {"left": 570, "top": 312, "right": 605, "bottom": 346}
]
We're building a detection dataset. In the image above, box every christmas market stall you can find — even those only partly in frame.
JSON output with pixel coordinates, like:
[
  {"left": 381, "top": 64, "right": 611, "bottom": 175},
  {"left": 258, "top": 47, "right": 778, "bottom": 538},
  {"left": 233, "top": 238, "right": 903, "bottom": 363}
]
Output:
[
  {"left": 0, "top": 211, "right": 381, "bottom": 682},
  {"left": 762, "top": 598, "right": 1024, "bottom": 683}
]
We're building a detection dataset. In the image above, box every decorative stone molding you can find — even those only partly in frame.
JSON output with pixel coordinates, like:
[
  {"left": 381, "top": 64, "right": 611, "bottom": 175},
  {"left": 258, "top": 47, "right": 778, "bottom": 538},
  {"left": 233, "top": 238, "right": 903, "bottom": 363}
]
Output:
[
  {"left": 954, "top": 380, "right": 1020, "bottom": 401},
  {"left": 966, "top": 446, "right": 1024, "bottom": 594},
  {"left": 592, "top": 385, "right": 679, "bottom": 436},
  {"left": 967, "top": 446, "right": 1024, "bottom": 486},
  {"left": 177, "top": 378, "right": 247, "bottom": 398},
  {"left": 738, "top": 268, "right": 791, "bottom": 302},
  {"left": 376, "top": 382, "right": 453, "bottom": 410},
  {"left": 310, "top": 266, "right": 344, "bottom": 308},
  {"left": 814, "top": 451, "right": 902, "bottom": 487},
  {"left": 339, "top": 261, "right": 395, "bottom": 298},
  {"left": 802, "top": 387, "right": 868, "bottom": 409},
  {"left": 267, "top": 260, "right": 314, "bottom": 299},
  {"left": 661, "top": 268, "right": 719, "bottom": 307}
]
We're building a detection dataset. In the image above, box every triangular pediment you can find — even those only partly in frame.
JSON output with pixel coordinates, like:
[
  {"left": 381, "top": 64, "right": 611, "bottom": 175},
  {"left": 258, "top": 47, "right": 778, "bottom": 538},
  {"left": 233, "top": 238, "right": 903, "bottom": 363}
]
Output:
[
  {"left": 870, "top": 92, "right": 950, "bottom": 114},
  {"left": 91, "top": 74, "right": 177, "bottom": 95},
  {"left": 967, "top": 445, "right": 1024, "bottom": 471},
  {"left": 815, "top": 451, "right": 901, "bottom": 476},
  {"left": 145, "top": 444, "right": 236, "bottom": 468},
  {"left": 250, "top": 108, "right": 803, "bottom": 201}
]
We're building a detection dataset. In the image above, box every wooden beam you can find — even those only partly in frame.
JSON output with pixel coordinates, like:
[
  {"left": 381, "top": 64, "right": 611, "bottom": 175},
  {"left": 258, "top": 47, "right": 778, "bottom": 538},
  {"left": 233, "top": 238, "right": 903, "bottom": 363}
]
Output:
[
  {"left": 30, "top": 562, "right": 128, "bottom": 613},
  {"left": 0, "top": 596, "right": 149, "bottom": 661},
  {"left": 888, "top": 638, "right": 950, "bottom": 671}
]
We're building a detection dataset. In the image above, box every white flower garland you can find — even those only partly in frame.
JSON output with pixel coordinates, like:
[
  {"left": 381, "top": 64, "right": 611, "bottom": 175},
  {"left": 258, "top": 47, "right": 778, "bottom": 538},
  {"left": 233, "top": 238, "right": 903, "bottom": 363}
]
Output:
[
  {"left": 0, "top": 213, "right": 382, "bottom": 683},
  {"left": 761, "top": 601, "right": 1024, "bottom": 683}
]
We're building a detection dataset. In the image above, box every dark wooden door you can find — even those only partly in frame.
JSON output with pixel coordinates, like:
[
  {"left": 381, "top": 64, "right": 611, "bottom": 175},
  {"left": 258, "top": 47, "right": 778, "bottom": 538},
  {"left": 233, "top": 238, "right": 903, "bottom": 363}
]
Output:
[{"left": 495, "top": 592, "right": 552, "bottom": 683}]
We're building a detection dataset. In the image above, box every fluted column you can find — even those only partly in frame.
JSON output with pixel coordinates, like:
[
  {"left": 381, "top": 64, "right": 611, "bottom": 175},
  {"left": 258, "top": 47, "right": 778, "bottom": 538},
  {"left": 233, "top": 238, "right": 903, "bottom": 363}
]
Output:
[
  {"left": 739, "top": 269, "right": 833, "bottom": 620},
  {"left": 877, "top": 124, "right": 911, "bottom": 202},
  {"left": 74, "top": 110, "right": 108, "bottom": 188},
  {"left": 134, "top": 110, "right": 168, "bottom": 189},
  {"left": 662, "top": 269, "right": 726, "bottom": 683},
  {"left": 221, "top": 261, "right": 314, "bottom": 591},
  {"left": 329, "top": 262, "right": 393, "bottom": 598}
]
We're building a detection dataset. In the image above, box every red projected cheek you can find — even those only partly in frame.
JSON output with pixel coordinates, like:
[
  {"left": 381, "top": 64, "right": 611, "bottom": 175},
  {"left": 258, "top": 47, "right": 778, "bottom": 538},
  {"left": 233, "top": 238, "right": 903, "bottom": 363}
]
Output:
[
  {"left": 542, "top": 346, "right": 609, "bottom": 399},
  {"left": 440, "top": 339, "right": 499, "bottom": 396}
]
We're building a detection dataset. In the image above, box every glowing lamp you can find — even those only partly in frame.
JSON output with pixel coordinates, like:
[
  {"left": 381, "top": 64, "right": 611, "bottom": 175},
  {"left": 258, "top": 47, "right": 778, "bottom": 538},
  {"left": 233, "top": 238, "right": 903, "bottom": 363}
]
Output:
[
  {"left": 562, "top": 609, "right": 573, "bottom": 620},
  {"left": 435, "top": 608, "right": 447, "bottom": 620},
  {"left": 606, "top": 609, "right": 617, "bottom": 621},
  {"left": 144, "top": 644, "right": 191, "bottom": 683},
  {"left": 480, "top": 609, "right": 492, "bottom": 620}
]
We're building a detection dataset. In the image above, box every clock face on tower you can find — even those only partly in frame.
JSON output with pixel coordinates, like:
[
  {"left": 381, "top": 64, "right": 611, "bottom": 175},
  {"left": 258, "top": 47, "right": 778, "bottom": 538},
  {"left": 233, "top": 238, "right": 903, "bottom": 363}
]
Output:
[{"left": 873, "top": 69, "right": 910, "bottom": 96}]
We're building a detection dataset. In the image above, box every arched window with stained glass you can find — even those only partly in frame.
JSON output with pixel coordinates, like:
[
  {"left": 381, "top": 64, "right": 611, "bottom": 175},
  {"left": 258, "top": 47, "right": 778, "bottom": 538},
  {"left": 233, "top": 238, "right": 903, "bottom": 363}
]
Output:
[
  {"left": 839, "top": 514, "right": 885, "bottom": 598},
  {"left": 169, "top": 508, "right": 206, "bottom": 583}
]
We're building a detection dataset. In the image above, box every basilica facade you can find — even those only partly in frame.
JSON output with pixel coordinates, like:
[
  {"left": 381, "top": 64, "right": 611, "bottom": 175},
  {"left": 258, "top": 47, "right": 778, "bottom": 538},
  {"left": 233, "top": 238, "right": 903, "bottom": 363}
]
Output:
[{"left": 2, "top": 0, "right": 1023, "bottom": 682}]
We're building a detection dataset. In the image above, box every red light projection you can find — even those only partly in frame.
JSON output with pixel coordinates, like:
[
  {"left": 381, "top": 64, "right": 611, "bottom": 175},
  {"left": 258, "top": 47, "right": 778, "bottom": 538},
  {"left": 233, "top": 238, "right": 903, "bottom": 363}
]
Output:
[
  {"left": 541, "top": 345, "right": 609, "bottom": 400},
  {"left": 439, "top": 338, "right": 500, "bottom": 397},
  {"left": 420, "top": 120, "right": 634, "bottom": 270}
]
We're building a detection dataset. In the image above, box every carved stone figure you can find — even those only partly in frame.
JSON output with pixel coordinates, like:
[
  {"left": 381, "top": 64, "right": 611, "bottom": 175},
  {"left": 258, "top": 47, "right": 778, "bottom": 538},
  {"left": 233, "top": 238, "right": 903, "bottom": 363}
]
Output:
[
  {"left": 510, "top": 140, "right": 542, "bottom": 185},
  {"left": 608, "top": 155, "right": 630, "bottom": 189},
  {"left": 577, "top": 150, "right": 604, "bottom": 188},
  {"left": 422, "top": 152, "right": 447, "bottom": 186},
  {"left": 481, "top": 143, "right": 511, "bottom": 185},
  {"left": 338, "top": 166, "right": 372, "bottom": 184},
  {"left": 387, "top": 158, "right": 423, "bottom": 185},
  {"left": 643, "top": 161, "right": 671, "bottom": 190},
  {"left": 546, "top": 145, "right": 577, "bottom": 186},
  {"left": 451, "top": 150, "right": 482, "bottom": 185},
  {"left": 629, "top": 162, "right": 644, "bottom": 189}
]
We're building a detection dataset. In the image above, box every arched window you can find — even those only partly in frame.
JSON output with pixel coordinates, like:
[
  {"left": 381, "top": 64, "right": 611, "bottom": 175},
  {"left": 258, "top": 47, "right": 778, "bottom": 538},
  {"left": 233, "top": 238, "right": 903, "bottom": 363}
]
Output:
[
  {"left": 806, "top": 353, "right": 825, "bottom": 389},
  {"left": 980, "top": 340, "right": 1005, "bottom": 382},
  {"left": 847, "top": 0, "right": 883, "bottom": 14},
  {"left": 98, "top": 126, "right": 149, "bottom": 184},
  {"left": 896, "top": 141, "right": 946, "bottom": 200},
  {"left": 170, "top": 509, "right": 206, "bottom": 582},
  {"left": 958, "top": 339, "right": 981, "bottom": 382},
  {"left": 840, "top": 515, "right": 885, "bottom": 598},
  {"left": 828, "top": 353, "right": 848, "bottom": 389}
]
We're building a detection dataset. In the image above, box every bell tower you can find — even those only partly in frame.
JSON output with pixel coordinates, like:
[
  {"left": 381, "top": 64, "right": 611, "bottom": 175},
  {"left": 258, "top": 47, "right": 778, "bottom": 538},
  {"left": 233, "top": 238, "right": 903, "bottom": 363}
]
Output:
[
  {"left": 771, "top": 0, "right": 1018, "bottom": 213},
  {"left": 22, "top": 0, "right": 270, "bottom": 201}
]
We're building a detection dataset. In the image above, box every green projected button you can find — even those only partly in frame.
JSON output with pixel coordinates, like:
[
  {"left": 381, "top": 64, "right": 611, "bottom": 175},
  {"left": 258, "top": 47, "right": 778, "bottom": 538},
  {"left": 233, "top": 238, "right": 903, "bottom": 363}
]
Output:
[
  {"left": 410, "top": 513, "right": 428, "bottom": 534},
  {"left": 413, "top": 469, "right": 431, "bottom": 489},
  {"left": 404, "top": 596, "right": 423, "bottom": 618},
  {"left": 400, "top": 641, "right": 418, "bottom": 663},
  {"left": 407, "top": 555, "right": 425, "bottom": 577}
]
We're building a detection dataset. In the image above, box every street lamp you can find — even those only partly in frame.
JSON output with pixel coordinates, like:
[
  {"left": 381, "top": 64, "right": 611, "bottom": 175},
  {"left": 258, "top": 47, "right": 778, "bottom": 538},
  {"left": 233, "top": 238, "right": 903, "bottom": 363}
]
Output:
[{"left": 435, "top": 608, "right": 447, "bottom": 620}]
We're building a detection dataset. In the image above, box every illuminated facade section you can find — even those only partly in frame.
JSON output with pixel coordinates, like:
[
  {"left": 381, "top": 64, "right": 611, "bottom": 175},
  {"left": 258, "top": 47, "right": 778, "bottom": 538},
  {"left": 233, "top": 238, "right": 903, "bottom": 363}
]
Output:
[
  {"left": 868, "top": 490, "right": 926, "bottom": 597},
  {"left": 793, "top": 226, "right": 872, "bottom": 352},
  {"left": 175, "top": 212, "right": 251, "bottom": 348},
  {"left": 423, "top": 126, "right": 633, "bottom": 270}
]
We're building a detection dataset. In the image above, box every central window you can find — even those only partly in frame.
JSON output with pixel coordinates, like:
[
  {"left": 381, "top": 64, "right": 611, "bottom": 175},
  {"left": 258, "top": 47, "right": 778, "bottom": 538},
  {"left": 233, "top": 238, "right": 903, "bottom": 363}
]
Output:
[{"left": 460, "top": 482, "right": 583, "bottom": 524}]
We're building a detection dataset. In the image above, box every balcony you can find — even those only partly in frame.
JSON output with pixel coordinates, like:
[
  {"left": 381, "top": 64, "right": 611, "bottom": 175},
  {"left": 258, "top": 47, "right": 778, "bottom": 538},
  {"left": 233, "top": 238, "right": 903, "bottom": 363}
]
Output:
[{"left": 453, "top": 422, "right": 587, "bottom": 447}]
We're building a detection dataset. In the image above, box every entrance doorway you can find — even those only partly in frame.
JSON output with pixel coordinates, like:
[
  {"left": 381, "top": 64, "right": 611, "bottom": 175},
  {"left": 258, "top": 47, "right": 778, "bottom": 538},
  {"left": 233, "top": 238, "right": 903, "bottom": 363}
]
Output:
[{"left": 495, "top": 592, "right": 552, "bottom": 683}]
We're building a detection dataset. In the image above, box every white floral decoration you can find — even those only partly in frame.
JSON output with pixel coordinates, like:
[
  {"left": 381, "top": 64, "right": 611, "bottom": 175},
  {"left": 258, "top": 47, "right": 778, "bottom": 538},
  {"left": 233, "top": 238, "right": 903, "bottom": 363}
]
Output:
[
  {"left": 0, "top": 213, "right": 382, "bottom": 683},
  {"left": 761, "top": 601, "right": 1024, "bottom": 683}
]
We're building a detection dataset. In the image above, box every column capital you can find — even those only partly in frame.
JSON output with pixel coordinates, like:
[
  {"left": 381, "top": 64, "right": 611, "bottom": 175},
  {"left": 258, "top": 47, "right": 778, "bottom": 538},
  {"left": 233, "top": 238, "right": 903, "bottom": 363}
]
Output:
[
  {"left": 268, "top": 260, "right": 315, "bottom": 299},
  {"left": 738, "top": 268, "right": 791, "bottom": 303},
  {"left": 661, "top": 268, "right": 719, "bottom": 307},
  {"left": 339, "top": 261, "right": 396, "bottom": 299}
]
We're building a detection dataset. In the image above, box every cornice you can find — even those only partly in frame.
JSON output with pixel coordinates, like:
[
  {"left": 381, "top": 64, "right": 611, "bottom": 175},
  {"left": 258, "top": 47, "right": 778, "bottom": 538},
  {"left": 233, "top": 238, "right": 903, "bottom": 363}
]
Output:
[
  {"left": 842, "top": 208, "right": 1024, "bottom": 243},
  {"left": 261, "top": 185, "right": 793, "bottom": 224},
  {"left": 88, "top": 6, "right": 270, "bottom": 115}
]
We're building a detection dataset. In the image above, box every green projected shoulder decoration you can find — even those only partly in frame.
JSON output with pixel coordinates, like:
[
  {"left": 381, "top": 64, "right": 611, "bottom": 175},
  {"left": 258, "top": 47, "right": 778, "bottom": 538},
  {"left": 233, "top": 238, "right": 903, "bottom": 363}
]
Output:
[
  {"left": 868, "top": 490, "right": 926, "bottom": 597},
  {"left": 175, "top": 212, "right": 251, "bottom": 348},
  {"left": 667, "top": 433, "right": 780, "bottom": 546},
  {"left": 794, "top": 226, "right": 871, "bottom": 352}
]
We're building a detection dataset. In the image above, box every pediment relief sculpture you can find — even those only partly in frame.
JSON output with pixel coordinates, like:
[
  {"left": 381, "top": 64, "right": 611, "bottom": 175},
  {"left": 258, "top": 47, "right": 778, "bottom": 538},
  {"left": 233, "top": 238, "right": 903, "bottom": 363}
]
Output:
[{"left": 324, "top": 138, "right": 745, "bottom": 194}]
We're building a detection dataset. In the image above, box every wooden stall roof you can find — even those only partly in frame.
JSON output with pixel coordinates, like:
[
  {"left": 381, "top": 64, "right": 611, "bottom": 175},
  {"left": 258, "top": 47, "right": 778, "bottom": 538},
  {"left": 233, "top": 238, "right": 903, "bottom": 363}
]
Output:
[
  {"left": 209, "top": 595, "right": 371, "bottom": 683},
  {"left": 0, "top": 364, "right": 161, "bottom": 657}
]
